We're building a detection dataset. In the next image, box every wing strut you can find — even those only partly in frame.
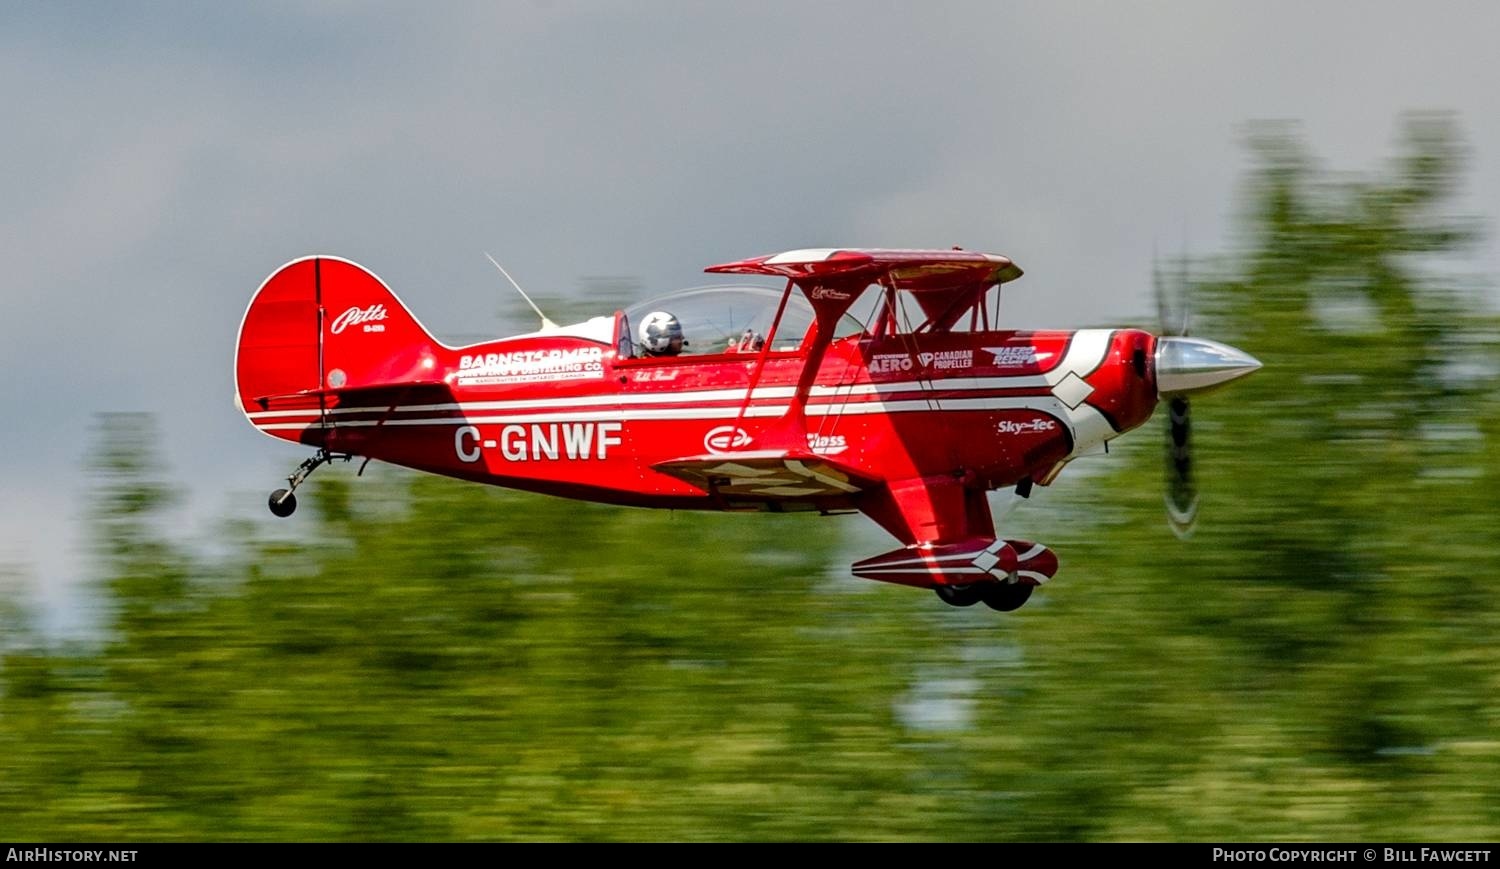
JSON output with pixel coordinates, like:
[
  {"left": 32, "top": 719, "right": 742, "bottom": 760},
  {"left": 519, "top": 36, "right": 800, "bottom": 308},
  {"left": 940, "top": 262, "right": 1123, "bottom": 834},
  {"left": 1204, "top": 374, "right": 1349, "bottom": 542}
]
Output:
[
  {"left": 750, "top": 274, "right": 866, "bottom": 452},
  {"left": 734, "top": 278, "right": 795, "bottom": 428}
]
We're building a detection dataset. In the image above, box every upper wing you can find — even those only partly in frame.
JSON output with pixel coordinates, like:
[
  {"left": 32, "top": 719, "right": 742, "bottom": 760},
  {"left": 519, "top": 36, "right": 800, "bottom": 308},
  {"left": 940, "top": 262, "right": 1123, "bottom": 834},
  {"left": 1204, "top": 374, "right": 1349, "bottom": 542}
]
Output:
[{"left": 705, "top": 248, "right": 1023, "bottom": 290}]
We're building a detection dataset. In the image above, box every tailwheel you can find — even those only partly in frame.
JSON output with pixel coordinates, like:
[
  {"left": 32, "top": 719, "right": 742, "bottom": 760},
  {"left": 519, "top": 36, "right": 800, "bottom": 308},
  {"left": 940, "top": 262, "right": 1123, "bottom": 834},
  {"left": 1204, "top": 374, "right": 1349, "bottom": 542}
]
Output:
[
  {"left": 268, "top": 489, "right": 297, "bottom": 517},
  {"left": 980, "top": 582, "right": 1033, "bottom": 612},
  {"left": 934, "top": 584, "right": 985, "bottom": 607},
  {"left": 266, "top": 448, "right": 351, "bottom": 518}
]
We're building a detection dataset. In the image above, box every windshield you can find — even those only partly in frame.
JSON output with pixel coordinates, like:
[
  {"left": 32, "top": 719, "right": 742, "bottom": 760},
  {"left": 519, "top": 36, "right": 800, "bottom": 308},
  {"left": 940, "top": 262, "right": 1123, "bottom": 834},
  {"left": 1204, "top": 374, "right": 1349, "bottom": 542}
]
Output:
[{"left": 623, "top": 285, "right": 866, "bottom": 356}]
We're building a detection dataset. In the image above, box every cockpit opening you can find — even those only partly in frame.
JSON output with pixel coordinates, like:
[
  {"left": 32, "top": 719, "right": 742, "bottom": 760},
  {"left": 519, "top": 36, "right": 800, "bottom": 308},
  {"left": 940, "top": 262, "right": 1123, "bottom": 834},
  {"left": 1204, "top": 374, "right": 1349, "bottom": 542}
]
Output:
[{"left": 619, "top": 285, "right": 866, "bottom": 358}]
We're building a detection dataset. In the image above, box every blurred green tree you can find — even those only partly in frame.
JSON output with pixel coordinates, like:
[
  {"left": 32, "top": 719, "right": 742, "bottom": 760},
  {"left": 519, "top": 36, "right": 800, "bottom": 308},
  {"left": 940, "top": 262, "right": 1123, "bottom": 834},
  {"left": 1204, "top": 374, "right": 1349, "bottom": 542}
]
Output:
[
  {"left": 963, "top": 115, "right": 1500, "bottom": 840},
  {"left": 1, "top": 415, "right": 986, "bottom": 841}
]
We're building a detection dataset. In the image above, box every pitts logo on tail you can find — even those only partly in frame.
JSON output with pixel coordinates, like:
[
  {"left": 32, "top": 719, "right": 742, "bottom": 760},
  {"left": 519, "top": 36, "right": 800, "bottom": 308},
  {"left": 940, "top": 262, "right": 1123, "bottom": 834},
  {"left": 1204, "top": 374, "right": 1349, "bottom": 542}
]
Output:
[{"left": 330, "top": 304, "right": 388, "bottom": 334}]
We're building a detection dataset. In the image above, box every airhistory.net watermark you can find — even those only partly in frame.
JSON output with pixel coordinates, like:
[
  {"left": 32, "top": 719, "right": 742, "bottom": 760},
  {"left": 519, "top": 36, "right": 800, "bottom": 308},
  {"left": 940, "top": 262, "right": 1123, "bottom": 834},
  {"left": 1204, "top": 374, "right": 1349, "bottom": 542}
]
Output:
[{"left": 6, "top": 850, "right": 137, "bottom": 863}]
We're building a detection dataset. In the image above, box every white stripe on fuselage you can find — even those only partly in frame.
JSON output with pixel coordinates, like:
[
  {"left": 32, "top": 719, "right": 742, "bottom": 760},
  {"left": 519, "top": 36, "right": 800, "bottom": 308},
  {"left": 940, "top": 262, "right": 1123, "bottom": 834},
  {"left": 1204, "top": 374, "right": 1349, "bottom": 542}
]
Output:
[
  {"left": 247, "top": 331, "right": 1122, "bottom": 451},
  {"left": 255, "top": 405, "right": 789, "bottom": 430},
  {"left": 246, "top": 373, "right": 1059, "bottom": 421},
  {"left": 253, "top": 395, "right": 1109, "bottom": 431}
]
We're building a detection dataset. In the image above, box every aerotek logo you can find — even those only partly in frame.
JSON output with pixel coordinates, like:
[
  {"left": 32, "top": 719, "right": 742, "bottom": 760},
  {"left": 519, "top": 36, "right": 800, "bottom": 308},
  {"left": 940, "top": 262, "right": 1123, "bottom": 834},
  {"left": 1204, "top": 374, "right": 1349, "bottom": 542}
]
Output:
[
  {"left": 330, "top": 304, "right": 388, "bottom": 335},
  {"left": 704, "top": 425, "right": 752, "bottom": 454},
  {"left": 985, "top": 346, "right": 1041, "bottom": 367}
]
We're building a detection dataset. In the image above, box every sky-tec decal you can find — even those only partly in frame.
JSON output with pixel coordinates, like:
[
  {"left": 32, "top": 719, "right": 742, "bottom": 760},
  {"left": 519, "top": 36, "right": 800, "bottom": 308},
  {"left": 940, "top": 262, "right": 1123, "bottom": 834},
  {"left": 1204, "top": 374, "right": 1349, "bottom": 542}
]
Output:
[{"left": 996, "top": 418, "right": 1058, "bottom": 435}]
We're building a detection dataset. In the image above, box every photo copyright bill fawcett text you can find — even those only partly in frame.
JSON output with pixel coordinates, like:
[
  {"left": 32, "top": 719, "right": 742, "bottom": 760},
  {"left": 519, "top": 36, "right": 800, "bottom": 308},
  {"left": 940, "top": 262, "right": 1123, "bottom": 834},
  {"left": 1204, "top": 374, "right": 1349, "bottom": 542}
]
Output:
[{"left": 1214, "top": 849, "right": 1493, "bottom": 863}]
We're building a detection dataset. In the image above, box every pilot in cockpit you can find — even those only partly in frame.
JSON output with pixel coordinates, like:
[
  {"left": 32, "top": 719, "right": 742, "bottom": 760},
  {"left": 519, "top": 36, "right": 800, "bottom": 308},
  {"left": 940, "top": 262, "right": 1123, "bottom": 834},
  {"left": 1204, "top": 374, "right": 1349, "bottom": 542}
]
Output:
[{"left": 638, "top": 311, "right": 686, "bottom": 357}]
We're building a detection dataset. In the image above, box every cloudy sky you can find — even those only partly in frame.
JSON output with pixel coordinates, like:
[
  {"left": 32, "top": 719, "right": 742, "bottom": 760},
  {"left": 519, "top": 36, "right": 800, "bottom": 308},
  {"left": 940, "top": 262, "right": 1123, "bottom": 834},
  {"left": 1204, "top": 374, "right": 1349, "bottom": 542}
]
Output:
[{"left": 3, "top": 2, "right": 1498, "bottom": 618}]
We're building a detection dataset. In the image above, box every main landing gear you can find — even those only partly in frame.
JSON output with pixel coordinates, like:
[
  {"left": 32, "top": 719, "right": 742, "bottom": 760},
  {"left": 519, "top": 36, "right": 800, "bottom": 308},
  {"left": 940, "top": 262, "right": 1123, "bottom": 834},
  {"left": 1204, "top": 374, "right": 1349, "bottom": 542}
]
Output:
[
  {"left": 267, "top": 448, "right": 352, "bottom": 517},
  {"left": 934, "top": 581, "right": 1034, "bottom": 612}
]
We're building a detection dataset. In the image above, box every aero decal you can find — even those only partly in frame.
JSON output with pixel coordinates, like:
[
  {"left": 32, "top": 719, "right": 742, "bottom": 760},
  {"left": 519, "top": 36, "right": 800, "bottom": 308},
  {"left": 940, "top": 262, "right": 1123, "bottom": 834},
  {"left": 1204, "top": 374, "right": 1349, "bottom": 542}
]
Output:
[
  {"left": 455, "top": 422, "right": 622, "bottom": 463},
  {"left": 869, "top": 353, "right": 914, "bottom": 374},
  {"left": 870, "top": 350, "right": 974, "bottom": 373}
]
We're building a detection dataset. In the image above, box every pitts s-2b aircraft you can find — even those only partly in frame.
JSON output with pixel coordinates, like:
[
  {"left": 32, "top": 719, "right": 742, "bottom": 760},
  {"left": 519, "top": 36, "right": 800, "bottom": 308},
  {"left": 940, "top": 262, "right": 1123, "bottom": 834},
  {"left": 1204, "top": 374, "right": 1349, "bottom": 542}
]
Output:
[{"left": 235, "top": 248, "right": 1260, "bottom": 612}]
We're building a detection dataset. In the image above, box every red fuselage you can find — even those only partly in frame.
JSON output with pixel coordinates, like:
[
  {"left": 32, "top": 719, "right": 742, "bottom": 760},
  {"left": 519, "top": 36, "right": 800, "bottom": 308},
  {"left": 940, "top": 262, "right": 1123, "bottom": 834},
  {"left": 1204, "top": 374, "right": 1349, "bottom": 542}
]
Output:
[{"left": 245, "top": 320, "right": 1158, "bottom": 511}]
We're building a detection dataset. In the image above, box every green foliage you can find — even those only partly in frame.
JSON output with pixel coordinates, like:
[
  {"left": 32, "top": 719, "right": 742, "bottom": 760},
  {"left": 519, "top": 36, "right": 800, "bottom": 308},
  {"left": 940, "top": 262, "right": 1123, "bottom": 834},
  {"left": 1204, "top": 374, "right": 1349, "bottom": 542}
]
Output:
[
  {"left": 2, "top": 417, "right": 984, "bottom": 841},
  {"left": 994, "top": 115, "right": 1500, "bottom": 840},
  {"left": 2, "top": 117, "right": 1498, "bottom": 840}
]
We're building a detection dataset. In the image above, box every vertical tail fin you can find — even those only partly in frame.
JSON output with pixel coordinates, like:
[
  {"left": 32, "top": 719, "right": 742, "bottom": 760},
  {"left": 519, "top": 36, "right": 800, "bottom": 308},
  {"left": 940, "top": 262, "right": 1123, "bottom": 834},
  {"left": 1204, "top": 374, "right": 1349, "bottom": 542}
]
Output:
[{"left": 235, "top": 256, "right": 442, "bottom": 427}]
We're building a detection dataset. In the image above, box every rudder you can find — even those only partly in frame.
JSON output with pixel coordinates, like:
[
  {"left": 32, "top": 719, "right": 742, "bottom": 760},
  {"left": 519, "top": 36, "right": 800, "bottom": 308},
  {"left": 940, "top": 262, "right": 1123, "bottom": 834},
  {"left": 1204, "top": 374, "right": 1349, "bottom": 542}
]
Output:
[{"left": 235, "top": 256, "right": 441, "bottom": 418}]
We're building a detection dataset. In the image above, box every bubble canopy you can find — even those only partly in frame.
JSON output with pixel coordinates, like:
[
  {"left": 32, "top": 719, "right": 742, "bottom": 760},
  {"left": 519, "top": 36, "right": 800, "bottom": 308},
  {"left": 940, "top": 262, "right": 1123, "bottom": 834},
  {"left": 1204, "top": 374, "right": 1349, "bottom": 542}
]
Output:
[{"left": 621, "top": 285, "right": 866, "bottom": 357}]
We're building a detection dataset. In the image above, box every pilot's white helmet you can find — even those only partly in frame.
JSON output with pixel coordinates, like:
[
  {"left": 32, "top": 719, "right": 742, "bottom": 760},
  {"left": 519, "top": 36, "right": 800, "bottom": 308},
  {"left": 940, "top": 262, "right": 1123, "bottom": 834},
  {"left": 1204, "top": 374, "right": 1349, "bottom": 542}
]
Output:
[{"left": 638, "top": 311, "right": 684, "bottom": 353}]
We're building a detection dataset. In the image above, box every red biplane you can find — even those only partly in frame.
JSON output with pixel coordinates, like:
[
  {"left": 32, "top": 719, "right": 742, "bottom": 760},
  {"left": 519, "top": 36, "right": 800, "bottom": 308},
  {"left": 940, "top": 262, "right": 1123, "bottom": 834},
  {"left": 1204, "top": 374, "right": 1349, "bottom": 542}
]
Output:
[{"left": 235, "top": 248, "right": 1259, "bottom": 611}]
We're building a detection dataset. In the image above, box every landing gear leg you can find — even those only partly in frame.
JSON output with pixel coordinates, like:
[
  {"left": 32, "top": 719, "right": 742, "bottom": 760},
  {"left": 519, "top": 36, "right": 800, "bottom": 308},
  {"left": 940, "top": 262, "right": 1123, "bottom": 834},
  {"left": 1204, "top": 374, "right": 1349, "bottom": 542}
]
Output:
[
  {"left": 934, "top": 584, "right": 986, "bottom": 607},
  {"left": 267, "top": 449, "right": 351, "bottom": 517}
]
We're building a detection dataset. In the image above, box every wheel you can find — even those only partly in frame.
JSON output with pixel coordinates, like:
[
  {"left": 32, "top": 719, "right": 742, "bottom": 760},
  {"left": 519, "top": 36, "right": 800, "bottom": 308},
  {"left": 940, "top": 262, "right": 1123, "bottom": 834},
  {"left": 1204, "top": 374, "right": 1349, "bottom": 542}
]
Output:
[
  {"left": 981, "top": 582, "right": 1033, "bottom": 612},
  {"left": 934, "top": 584, "right": 985, "bottom": 607},
  {"left": 268, "top": 489, "right": 297, "bottom": 518}
]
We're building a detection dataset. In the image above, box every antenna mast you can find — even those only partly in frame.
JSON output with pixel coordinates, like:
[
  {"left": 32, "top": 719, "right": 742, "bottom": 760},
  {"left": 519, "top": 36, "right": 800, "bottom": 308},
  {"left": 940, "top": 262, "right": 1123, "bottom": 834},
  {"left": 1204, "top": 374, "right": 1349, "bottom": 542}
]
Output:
[{"left": 485, "top": 252, "right": 558, "bottom": 330}]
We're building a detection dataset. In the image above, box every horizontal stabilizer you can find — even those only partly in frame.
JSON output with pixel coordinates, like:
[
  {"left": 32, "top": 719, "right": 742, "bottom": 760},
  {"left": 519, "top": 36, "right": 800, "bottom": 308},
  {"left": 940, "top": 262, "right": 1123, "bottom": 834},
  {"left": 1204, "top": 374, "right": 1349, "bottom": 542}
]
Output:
[
  {"left": 251, "top": 380, "right": 451, "bottom": 412},
  {"left": 653, "top": 451, "right": 879, "bottom": 501}
]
